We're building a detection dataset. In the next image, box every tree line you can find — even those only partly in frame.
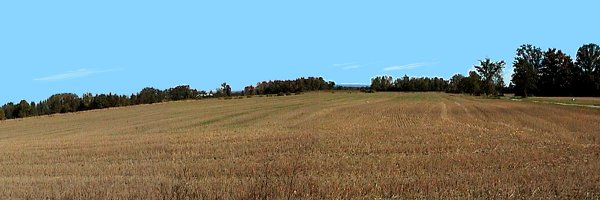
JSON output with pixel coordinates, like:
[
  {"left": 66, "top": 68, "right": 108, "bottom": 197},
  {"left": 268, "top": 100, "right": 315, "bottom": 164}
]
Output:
[
  {"left": 374, "top": 43, "right": 600, "bottom": 97},
  {"left": 2, "top": 42, "right": 598, "bottom": 120},
  {"left": 371, "top": 58, "right": 506, "bottom": 95},
  {"left": 511, "top": 43, "right": 600, "bottom": 97},
  {"left": 371, "top": 75, "right": 449, "bottom": 92},
  {"left": 1, "top": 85, "right": 203, "bottom": 120},
  {"left": 251, "top": 77, "right": 335, "bottom": 95},
  {"left": 446, "top": 58, "right": 506, "bottom": 96},
  {"left": 0, "top": 77, "right": 334, "bottom": 121}
]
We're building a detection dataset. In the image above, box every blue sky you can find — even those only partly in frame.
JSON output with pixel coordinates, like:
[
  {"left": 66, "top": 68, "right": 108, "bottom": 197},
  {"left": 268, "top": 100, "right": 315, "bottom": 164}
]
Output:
[{"left": 1, "top": 1, "right": 598, "bottom": 103}]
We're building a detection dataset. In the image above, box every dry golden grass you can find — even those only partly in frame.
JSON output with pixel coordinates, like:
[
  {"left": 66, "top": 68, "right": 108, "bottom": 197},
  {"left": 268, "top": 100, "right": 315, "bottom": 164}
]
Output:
[{"left": 1, "top": 92, "right": 599, "bottom": 199}]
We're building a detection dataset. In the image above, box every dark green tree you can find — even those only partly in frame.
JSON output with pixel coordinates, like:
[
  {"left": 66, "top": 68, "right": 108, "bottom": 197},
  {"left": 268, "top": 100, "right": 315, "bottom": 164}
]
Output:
[
  {"left": 2, "top": 103, "right": 15, "bottom": 119},
  {"left": 575, "top": 43, "right": 600, "bottom": 96},
  {"left": 47, "top": 93, "right": 80, "bottom": 113},
  {"left": 81, "top": 93, "right": 94, "bottom": 110},
  {"left": 254, "top": 77, "right": 333, "bottom": 95},
  {"left": 475, "top": 58, "right": 505, "bottom": 96},
  {"left": 168, "top": 85, "right": 194, "bottom": 100},
  {"left": 512, "top": 44, "right": 543, "bottom": 97},
  {"left": 371, "top": 75, "right": 448, "bottom": 92},
  {"left": 15, "top": 100, "right": 31, "bottom": 118},
  {"left": 138, "top": 87, "right": 162, "bottom": 104},
  {"left": 225, "top": 85, "right": 231, "bottom": 97},
  {"left": 220, "top": 82, "right": 232, "bottom": 97},
  {"left": 0, "top": 108, "right": 5, "bottom": 120},
  {"left": 37, "top": 101, "right": 49, "bottom": 116},
  {"left": 92, "top": 94, "right": 109, "bottom": 109},
  {"left": 370, "top": 76, "right": 393, "bottom": 91},
  {"left": 447, "top": 74, "right": 466, "bottom": 93},
  {"left": 29, "top": 101, "right": 38, "bottom": 116},
  {"left": 467, "top": 71, "right": 482, "bottom": 95},
  {"left": 540, "top": 48, "right": 576, "bottom": 96}
]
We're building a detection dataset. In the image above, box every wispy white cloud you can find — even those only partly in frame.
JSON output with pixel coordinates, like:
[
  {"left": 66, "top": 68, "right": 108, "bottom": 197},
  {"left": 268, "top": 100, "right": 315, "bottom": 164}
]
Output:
[
  {"left": 333, "top": 62, "right": 354, "bottom": 67},
  {"left": 383, "top": 62, "right": 438, "bottom": 71},
  {"left": 342, "top": 65, "right": 361, "bottom": 70},
  {"left": 334, "top": 62, "right": 361, "bottom": 70},
  {"left": 34, "top": 68, "right": 121, "bottom": 81}
]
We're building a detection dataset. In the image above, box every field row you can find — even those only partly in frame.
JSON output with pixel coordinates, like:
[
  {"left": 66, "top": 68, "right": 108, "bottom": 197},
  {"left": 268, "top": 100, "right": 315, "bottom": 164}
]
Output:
[{"left": 1, "top": 92, "right": 599, "bottom": 199}]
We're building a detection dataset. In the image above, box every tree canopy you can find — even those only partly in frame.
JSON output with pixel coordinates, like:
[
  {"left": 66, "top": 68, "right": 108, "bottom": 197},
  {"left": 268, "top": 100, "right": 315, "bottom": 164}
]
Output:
[
  {"left": 1, "top": 77, "right": 336, "bottom": 120},
  {"left": 511, "top": 43, "right": 600, "bottom": 97},
  {"left": 371, "top": 75, "right": 448, "bottom": 92},
  {"left": 254, "top": 77, "right": 334, "bottom": 95},
  {"left": 511, "top": 44, "right": 543, "bottom": 97},
  {"left": 475, "top": 58, "right": 505, "bottom": 96},
  {"left": 576, "top": 43, "right": 600, "bottom": 96}
]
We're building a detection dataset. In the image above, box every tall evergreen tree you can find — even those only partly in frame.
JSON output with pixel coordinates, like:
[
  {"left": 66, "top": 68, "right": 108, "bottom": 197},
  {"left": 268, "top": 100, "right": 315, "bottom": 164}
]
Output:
[
  {"left": 81, "top": 93, "right": 94, "bottom": 110},
  {"left": 29, "top": 101, "right": 38, "bottom": 116}
]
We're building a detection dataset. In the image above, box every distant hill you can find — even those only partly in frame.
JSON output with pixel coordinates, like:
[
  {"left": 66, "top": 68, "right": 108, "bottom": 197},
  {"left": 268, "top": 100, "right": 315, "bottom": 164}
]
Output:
[{"left": 336, "top": 83, "right": 370, "bottom": 88}]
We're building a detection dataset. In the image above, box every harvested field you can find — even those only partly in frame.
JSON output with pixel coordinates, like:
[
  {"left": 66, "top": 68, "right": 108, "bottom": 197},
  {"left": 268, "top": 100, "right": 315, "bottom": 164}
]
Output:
[{"left": 1, "top": 92, "right": 599, "bottom": 199}]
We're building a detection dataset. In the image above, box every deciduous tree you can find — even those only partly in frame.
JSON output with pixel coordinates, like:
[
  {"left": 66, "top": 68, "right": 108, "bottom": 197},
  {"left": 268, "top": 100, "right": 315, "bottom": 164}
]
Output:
[
  {"left": 575, "top": 43, "right": 600, "bottom": 96},
  {"left": 2, "top": 103, "right": 15, "bottom": 119},
  {"left": 16, "top": 100, "right": 31, "bottom": 118},
  {"left": 475, "top": 58, "right": 505, "bottom": 96},
  {"left": 512, "top": 44, "right": 543, "bottom": 97},
  {"left": 467, "top": 71, "right": 482, "bottom": 95},
  {"left": 0, "top": 108, "right": 5, "bottom": 120},
  {"left": 540, "top": 48, "right": 576, "bottom": 96},
  {"left": 138, "top": 87, "right": 162, "bottom": 104}
]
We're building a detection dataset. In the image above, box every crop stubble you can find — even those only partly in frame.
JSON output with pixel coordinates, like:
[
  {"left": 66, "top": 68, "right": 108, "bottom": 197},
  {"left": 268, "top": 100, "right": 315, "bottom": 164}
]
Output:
[{"left": 0, "top": 92, "right": 599, "bottom": 199}]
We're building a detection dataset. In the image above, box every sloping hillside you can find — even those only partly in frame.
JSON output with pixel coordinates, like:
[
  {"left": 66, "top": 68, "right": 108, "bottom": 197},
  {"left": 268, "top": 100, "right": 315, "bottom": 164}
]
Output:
[{"left": 1, "top": 92, "right": 599, "bottom": 199}]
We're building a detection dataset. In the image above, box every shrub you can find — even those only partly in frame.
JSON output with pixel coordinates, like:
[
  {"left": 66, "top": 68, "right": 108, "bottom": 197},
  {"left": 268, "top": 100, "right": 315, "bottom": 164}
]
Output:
[{"left": 361, "top": 89, "right": 376, "bottom": 93}]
